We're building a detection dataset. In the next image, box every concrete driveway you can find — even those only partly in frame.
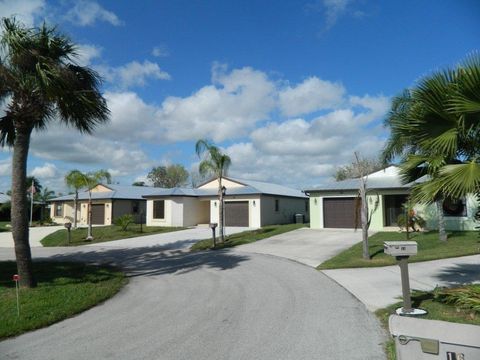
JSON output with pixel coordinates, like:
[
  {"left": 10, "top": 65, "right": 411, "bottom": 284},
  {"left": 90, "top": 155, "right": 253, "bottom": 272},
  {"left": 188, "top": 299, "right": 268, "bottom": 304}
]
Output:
[
  {"left": 0, "top": 225, "right": 64, "bottom": 248},
  {"left": 236, "top": 227, "right": 363, "bottom": 267}
]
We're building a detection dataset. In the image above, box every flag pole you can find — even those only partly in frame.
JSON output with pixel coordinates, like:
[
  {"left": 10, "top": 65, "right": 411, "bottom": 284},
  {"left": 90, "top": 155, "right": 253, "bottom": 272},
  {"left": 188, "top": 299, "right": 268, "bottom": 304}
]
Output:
[{"left": 29, "top": 184, "right": 33, "bottom": 227}]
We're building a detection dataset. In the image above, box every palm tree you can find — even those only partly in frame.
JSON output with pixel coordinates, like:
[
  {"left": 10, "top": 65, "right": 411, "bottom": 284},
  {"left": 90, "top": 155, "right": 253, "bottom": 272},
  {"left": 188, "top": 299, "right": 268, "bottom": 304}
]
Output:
[
  {"left": 382, "top": 55, "right": 480, "bottom": 241},
  {"left": 195, "top": 139, "right": 231, "bottom": 245},
  {"left": 0, "top": 18, "right": 109, "bottom": 287},
  {"left": 78, "top": 170, "right": 111, "bottom": 240},
  {"left": 65, "top": 170, "right": 84, "bottom": 229},
  {"left": 36, "top": 187, "right": 55, "bottom": 222}
]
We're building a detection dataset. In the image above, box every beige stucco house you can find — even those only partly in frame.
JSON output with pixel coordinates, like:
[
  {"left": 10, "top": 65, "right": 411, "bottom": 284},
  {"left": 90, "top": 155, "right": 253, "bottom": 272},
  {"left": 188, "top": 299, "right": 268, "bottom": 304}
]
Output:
[
  {"left": 144, "top": 177, "right": 309, "bottom": 228},
  {"left": 49, "top": 184, "right": 159, "bottom": 226},
  {"left": 306, "top": 166, "right": 479, "bottom": 231}
]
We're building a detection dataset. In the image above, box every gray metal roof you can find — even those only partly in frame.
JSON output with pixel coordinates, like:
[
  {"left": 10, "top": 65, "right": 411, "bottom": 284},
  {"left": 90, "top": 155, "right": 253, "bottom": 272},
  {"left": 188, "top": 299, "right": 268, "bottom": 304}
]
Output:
[
  {"left": 50, "top": 184, "right": 160, "bottom": 202},
  {"left": 305, "top": 167, "right": 428, "bottom": 193},
  {"left": 0, "top": 193, "right": 10, "bottom": 203},
  {"left": 143, "top": 177, "right": 307, "bottom": 199}
]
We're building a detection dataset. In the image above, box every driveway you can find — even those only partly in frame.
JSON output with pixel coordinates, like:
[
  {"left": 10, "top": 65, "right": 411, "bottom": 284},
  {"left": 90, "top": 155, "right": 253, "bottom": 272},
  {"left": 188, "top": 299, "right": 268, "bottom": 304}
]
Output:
[
  {"left": 236, "top": 227, "right": 363, "bottom": 267},
  {"left": 0, "top": 229, "right": 386, "bottom": 360},
  {"left": 0, "top": 225, "right": 63, "bottom": 248}
]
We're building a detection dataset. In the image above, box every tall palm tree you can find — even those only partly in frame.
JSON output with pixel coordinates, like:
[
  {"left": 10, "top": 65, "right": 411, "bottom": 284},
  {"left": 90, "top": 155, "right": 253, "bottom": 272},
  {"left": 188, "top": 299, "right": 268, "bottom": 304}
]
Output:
[
  {"left": 0, "top": 18, "right": 109, "bottom": 287},
  {"left": 65, "top": 169, "right": 84, "bottom": 229},
  {"left": 382, "top": 55, "right": 480, "bottom": 241},
  {"left": 79, "top": 170, "right": 111, "bottom": 240},
  {"left": 36, "top": 187, "right": 55, "bottom": 222},
  {"left": 195, "top": 139, "right": 231, "bottom": 245}
]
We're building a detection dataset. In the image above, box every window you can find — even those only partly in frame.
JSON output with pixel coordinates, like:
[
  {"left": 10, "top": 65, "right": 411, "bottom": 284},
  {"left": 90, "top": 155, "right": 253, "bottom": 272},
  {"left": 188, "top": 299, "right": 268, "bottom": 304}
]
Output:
[
  {"left": 443, "top": 198, "right": 467, "bottom": 217},
  {"left": 275, "top": 199, "right": 279, "bottom": 212},
  {"left": 54, "top": 204, "right": 62, "bottom": 217},
  {"left": 153, "top": 200, "right": 165, "bottom": 219},
  {"left": 305, "top": 200, "right": 309, "bottom": 212},
  {"left": 132, "top": 201, "right": 140, "bottom": 214}
]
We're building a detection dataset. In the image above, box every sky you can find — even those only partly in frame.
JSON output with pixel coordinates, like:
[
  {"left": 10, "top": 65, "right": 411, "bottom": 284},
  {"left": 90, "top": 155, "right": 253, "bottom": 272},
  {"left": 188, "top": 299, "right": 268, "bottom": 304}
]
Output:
[{"left": 0, "top": 0, "right": 478, "bottom": 193}]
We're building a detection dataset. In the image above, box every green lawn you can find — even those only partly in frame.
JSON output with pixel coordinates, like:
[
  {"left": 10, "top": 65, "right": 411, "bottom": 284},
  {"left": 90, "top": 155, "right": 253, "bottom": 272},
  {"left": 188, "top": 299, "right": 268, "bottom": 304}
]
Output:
[
  {"left": 0, "top": 221, "right": 10, "bottom": 232},
  {"left": 190, "top": 223, "right": 307, "bottom": 251},
  {"left": 376, "top": 285, "right": 480, "bottom": 360},
  {"left": 0, "top": 261, "right": 126, "bottom": 339},
  {"left": 41, "top": 224, "right": 185, "bottom": 246},
  {"left": 318, "top": 231, "right": 480, "bottom": 270}
]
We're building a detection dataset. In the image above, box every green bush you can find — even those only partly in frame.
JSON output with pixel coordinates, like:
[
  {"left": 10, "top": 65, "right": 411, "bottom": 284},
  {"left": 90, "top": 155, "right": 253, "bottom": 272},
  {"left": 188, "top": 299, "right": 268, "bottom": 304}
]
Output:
[{"left": 114, "top": 214, "right": 135, "bottom": 231}]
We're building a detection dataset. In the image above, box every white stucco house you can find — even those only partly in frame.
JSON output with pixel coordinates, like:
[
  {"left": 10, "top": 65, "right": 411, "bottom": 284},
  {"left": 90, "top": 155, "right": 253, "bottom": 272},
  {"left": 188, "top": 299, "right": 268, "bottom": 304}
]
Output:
[
  {"left": 306, "top": 166, "right": 479, "bottom": 231},
  {"left": 143, "top": 177, "right": 309, "bottom": 228}
]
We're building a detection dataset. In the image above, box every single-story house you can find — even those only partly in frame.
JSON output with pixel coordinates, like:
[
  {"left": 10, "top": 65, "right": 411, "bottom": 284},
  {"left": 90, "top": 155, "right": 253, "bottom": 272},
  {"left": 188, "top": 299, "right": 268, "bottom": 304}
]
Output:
[
  {"left": 143, "top": 177, "right": 309, "bottom": 228},
  {"left": 305, "top": 166, "right": 479, "bottom": 231},
  {"left": 49, "top": 184, "right": 160, "bottom": 225}
]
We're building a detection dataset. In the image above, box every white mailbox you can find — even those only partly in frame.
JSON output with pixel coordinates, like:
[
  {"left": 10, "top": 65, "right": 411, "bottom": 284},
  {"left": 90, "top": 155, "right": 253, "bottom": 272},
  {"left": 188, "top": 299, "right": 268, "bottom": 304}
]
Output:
[{"left": 384, "top": 241, "right": 417, "bottom": 257}]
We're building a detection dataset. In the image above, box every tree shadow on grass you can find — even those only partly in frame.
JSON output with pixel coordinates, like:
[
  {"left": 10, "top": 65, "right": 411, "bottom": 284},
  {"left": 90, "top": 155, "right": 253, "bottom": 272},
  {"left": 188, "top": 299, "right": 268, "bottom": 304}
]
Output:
[
  {"left": 42, "top": 240, "right": 251, "bottom": 280},
  {"left": 433, "top": 263, "right": 480, "bottom": 286}
]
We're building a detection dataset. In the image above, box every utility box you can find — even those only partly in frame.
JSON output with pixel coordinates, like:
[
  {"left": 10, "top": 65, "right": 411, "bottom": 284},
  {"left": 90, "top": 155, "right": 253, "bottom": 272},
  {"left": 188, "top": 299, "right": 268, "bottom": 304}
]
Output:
[
  {"left": 384, "top": 241, "right": 418, "bottom": 257},
  {"left": 389, "top": 315, "right": 480, "bottom": 359}
]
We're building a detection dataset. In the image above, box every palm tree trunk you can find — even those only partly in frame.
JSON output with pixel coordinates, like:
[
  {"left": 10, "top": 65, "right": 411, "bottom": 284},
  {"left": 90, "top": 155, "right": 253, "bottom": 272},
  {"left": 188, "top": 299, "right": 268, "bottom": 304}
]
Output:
[
  {"left": 11, "top": 127, "right": 36, "bottom": 288},
  {"left": 436, "top": 200, "right": 448, "bottom": 242},
  {"left": 87, "top": 191, "right": 93, "bottom": 240},
  {"left": 218, "top": 178, "right": 225, "bottom": 243},
  {"left": 73, "top": 190, "right": 78, "bottom": 229}
]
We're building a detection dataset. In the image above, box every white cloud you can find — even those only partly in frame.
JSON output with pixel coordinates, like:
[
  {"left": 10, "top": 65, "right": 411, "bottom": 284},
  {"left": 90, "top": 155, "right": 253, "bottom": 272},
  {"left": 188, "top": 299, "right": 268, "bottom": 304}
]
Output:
[
  {"left": 75, "top": 44, "right": 102, "bottom": 66},
  {"left": 323, "top": 0, "right": 351, "bottom": 30},
  {"left": 0, "top": 0, "right": 45, "bottom": 26},
  {"left": 99, "top": 60, "right": 170, "bottom": 89},
  {"left": 152, "top": 45, "right": 169, "bottom": 57},
  {"left": 31, "top": 163, "right": 58, "bottom": 179},
  {"left": 65, "top": 0, "right": 122, "bottom": 26},
  {"left": 0, "top": 157, "right": 11, "bottom": 177},
  {"left": 278, "top": 77, "right": 345, "bottom": 117}
]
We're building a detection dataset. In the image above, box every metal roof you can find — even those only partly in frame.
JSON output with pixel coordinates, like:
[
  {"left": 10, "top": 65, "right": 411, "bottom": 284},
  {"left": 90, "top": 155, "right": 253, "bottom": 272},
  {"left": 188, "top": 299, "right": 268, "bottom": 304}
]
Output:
[
  {"left": 50, "top": 184, "right": 160, "bottom": 202},
  {"left": 0, "top": 193, "right": 10, "bottom": 203},
  {"left": 305, "top": 166, "right": 428, "bottom": 192}
]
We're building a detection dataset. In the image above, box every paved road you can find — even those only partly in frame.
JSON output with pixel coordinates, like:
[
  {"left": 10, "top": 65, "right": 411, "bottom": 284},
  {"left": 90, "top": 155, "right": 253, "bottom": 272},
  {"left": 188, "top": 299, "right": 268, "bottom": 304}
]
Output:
[
  {"left": 236, "top": 228, "right": 362, "bottom": 267},
  {"left": 0, "top": 229, "right": 386, "bottom": 360}
]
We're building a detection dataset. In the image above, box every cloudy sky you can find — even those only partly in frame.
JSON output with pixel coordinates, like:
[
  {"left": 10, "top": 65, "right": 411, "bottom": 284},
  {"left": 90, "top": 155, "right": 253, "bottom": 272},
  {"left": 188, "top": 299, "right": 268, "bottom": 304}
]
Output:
[{"left": 0, "top": 0, "right": 478, "bottom": 193}]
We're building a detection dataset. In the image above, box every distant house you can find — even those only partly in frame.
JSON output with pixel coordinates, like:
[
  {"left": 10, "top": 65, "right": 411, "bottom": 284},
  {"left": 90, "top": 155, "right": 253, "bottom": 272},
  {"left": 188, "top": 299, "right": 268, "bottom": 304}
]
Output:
[
  {"left": 143, "top": 177, "right": 309, "bottom": 228},
  {"left": 305, "top": 166, "right": 479, "bottom": 231},
  {"left": 49, "top": 184, "right": 159, "bottom": 225}
]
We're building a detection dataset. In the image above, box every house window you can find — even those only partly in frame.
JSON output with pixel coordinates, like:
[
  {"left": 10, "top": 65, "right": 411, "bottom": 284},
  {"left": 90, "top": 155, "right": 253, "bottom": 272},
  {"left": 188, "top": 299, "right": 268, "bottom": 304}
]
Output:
[
  {"left": 153, "top": 200, "right": 165, "bottom": 219},
  {"left": 443, "top": 198, "right": 467, "bottom": 217},
  {"left": 275, "top": 199, "right": 279, "bottom": 212},
  {"left": 305, "top": 200, "right": 309, "bottom": 212},
  {"left": 54, "top": 204, "right": 62, "bottom": 217},
  {"left": 132, "top": 201, "right": 140, "bottom": 214}
]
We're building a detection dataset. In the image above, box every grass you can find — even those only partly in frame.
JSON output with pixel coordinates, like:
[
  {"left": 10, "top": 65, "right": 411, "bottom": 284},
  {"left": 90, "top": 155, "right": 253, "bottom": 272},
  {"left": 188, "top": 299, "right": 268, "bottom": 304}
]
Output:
[
  {"left": 375, "top": 285, "right": 480, "bottom": 360},
  {"left": 318, "top": 231, "right": 480, "bottom": 269},
  {"left": 41, "top": 224, "right": 185, "bottom": 246},
  {"left": 0, "top": 221, "right": 10, "bottom": 232},
  {"left": 0, "top": 261, "right": 126, "bottom": 339},
  {"left": 190, "top": 223, "right": 307, "bottom": 251}
]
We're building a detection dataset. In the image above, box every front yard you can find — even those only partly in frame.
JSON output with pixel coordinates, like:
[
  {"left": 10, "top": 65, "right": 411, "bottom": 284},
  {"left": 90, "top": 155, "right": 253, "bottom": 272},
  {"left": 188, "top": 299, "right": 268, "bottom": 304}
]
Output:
[
  {"left": 0, "top": 261, "right": 126, "bottom": 339},
  {"left": 318, "top": 231, "right": 480, "bottom": 269},
  {"left": 41, "top": 224, "right": 185, "bottom": 246}
]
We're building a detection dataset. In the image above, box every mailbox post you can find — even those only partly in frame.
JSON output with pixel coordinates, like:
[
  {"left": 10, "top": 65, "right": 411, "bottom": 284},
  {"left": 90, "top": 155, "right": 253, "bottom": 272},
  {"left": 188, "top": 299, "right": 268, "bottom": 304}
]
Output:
[
  {"left": 64, "top": 222, "right": 72, "bottom": 245},
  {"left": 384, "top": 241, "right": 427, "bottom": 316},
  {"left": 210, "top": 223, "right": 218, "bottom": 248}
]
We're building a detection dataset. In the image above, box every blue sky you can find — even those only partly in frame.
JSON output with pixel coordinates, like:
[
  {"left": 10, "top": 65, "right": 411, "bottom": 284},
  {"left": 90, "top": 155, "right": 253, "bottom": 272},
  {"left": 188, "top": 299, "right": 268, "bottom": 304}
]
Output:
[{"left": 0, "top": 0, "right": 478, "bottom": 193}]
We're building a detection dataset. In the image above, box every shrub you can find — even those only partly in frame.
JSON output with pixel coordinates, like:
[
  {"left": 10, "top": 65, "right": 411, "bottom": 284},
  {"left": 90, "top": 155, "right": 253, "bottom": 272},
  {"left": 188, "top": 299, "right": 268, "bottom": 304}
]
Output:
[{"left": 114, "top": 214, "right": 135, "bottom": 231}]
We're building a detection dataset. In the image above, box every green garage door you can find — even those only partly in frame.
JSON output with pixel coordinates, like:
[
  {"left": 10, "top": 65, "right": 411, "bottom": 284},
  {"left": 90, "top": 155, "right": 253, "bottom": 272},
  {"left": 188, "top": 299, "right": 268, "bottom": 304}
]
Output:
[
  {"left": 225, "top": 201, "right": 249, "bottom": 227},
  {"left": 323, "top": 198, "right": 358, "bottom": 228},
  {"left": 91, "top": 204, "right": 105, "bottom": 225}
]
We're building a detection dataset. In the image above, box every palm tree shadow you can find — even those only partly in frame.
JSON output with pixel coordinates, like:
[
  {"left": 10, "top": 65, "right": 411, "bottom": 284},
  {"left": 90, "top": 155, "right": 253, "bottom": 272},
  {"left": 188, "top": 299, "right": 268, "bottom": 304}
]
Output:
[
  {"left": 45, "top": 241, "right": 251, "bottom": 279},
  {"left": 433, "top": 263, "right": 480, "bottom": 286}
]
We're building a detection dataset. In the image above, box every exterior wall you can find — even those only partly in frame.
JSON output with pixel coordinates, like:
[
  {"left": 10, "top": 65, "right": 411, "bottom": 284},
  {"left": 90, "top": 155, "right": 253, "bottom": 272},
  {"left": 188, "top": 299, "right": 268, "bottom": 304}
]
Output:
[
  {"left": 209, "top": 195, "right": 261, "bottom": 228},
  {"left": 146, "top": 198, "right": 184, "bottom": 227},
  {"left": 198, "top": 178, "right": 245, "bottom": 190},
  {"left": 182, "top": 198, "right": 210, "bottom": 226},
  {"left": 417, "top": 195, "right": 479, "bottom": 231},
  {"left": 51, "top": 200, "right": 112, "bottom": 225},
  {"left": 309, "top": 191, "right": 358, "bottom": 229},
  {"left": 260, "top": 195, "right": 309, "bottom": 226},
  {"left": 111, "top": 199, "right": 145, "bottom": 223}
]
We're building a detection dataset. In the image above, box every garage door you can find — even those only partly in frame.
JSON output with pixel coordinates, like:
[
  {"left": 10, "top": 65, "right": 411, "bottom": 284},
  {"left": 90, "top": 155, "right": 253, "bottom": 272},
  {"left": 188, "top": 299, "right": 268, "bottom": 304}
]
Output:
[
  {"left": 225, "top": 201, "right": 249, "bottom": 227},
  {"left": 91, "top": 204, "right": 105, "bottom": 225},
  {"left": 323, "top": 198, "right": 359, "bottom": 228}
]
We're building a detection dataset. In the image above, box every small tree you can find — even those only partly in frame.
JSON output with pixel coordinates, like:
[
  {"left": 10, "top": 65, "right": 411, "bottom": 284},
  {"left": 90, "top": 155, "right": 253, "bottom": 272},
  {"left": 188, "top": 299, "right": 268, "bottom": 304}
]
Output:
[
  {"left": 195, "top": 139, "right": 231, "bottom": 245},
  {"left": 335, "top": 156, "right": 383, "bottom": 181},
  {"left": 65, "top": 170, "right": 84, "bottom": 229},
  {"left": 147, "top": 164, "right": 189, "bottom": 188}
]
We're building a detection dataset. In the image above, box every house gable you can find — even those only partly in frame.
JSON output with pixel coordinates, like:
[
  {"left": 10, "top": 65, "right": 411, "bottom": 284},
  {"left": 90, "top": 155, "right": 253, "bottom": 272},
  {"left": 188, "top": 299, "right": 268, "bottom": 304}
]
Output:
[
  {"left": 90, "top": 184, "right": 113, "bottom": 192},
  {"left": 198, "top": 178, "right": 245, "bottom": 190}
]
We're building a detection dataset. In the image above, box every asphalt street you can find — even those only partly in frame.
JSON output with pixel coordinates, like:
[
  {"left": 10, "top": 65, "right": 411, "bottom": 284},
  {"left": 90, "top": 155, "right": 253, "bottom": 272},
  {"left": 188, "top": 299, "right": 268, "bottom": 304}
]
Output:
[{"left": 0, "top": 229, "right": 386, "bottom": 360}]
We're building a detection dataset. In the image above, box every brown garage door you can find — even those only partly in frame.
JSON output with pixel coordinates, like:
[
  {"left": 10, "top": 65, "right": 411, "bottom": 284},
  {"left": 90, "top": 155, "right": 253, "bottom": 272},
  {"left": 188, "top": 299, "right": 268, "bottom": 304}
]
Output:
[
  {"left": 91, "top": 204, "right": 105, "bottom": 225},
  {"left": 225, "top": 201, "right": 249, "bottom": 227},
  {"left": 323, "top": 198, "right": 358, "bottom": 228}
]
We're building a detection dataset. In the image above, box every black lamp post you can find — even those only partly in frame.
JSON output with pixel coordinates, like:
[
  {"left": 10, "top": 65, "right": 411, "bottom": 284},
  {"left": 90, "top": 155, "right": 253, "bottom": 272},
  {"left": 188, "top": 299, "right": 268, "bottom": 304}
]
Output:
[{"left": 221, "top": 186, "right": 226, "bottom": 240}]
